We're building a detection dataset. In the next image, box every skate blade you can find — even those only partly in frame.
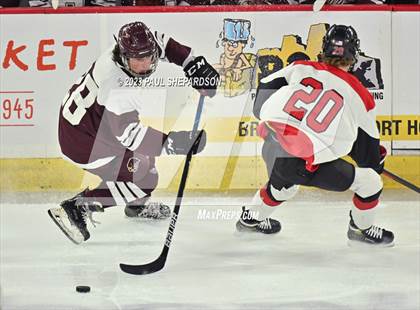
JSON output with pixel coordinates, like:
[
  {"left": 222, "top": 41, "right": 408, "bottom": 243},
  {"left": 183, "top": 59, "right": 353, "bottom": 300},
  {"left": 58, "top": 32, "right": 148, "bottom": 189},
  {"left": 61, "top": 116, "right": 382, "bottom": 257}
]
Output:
[
  {"left": 125, "top": 208, "right": 171, "bottom": 220},
  {"left": 125, "top": 214, "right": 171, "bottom": 220},
  {"left": 47, "top": 209, "right": 83, "bottom": 245},
  {"left": 235, "top": 220, "right": 281, "bottom": 235},
  {"left": 347, "top": 239, "right": 395, "bottom": 248},
  {"left": 235, "top": 220, "right": 258, "bottom": 233}
]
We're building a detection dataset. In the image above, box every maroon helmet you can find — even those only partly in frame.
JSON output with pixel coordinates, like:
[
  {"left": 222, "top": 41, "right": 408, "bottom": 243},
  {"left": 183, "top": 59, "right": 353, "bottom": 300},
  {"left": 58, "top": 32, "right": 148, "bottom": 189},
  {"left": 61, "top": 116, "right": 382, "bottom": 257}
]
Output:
[{"left": 117, "top": 22, "right": 159, "bottom": 78}]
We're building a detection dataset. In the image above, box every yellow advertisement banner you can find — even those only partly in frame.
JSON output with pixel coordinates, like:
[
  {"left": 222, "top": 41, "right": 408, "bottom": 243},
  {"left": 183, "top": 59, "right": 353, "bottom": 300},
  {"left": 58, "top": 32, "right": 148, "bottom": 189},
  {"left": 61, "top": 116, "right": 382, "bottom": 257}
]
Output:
[{"left": 201, "top": 115, "right": 420, "bottom": 142}]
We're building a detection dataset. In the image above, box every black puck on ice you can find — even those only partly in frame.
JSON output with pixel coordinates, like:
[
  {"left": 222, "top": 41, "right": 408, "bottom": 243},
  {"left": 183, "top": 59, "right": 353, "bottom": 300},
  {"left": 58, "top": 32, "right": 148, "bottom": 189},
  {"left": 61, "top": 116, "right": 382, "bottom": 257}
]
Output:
[{"left": 76, "top": 285, "right": 91, "bottom": 293}]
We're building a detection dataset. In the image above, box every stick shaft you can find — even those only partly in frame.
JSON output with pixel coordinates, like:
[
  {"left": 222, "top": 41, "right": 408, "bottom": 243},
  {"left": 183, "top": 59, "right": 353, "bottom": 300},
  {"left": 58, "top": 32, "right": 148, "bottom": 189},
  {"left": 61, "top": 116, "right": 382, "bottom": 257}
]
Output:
[
  {"left": 383, "top": 169, "right": 420, "bottom": 194},
  {"left": 120, "top": 94, "right": 206, "bottom": 275}
]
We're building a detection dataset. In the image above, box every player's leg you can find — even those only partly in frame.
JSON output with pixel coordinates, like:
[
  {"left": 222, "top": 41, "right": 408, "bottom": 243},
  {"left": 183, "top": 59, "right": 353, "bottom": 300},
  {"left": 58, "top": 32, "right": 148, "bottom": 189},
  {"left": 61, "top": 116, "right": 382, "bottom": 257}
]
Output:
[
  {"left": 49, "top": 150, "right": 166, "bottom": 244},
  {"left": 347, "top": 167, "right": 394, "bottom": 246},
  {"left": 304, "top": 160, "right": 394, "bottom": 246},
  {"left": 237, "top": 139, "right": 298, "bottom": 234},
  {"left": 250, "top": 145, "right": 394, "bottom": 245},
  {"left": 236, "top": 182, "right": 297, "bottom": 234},
  {"left": 82, "top": 151, "right": 170, "bottom": 219}
]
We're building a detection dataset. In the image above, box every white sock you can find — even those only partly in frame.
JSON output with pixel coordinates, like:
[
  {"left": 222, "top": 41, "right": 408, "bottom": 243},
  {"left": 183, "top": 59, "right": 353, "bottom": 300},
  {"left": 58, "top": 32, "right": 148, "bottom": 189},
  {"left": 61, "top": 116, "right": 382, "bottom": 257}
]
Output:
[
  {"left": 351, "top": 204, "right": 375, "bottom": 230},
  {"left": 248, "top": 188, "right": 281, "bottom": 221}
]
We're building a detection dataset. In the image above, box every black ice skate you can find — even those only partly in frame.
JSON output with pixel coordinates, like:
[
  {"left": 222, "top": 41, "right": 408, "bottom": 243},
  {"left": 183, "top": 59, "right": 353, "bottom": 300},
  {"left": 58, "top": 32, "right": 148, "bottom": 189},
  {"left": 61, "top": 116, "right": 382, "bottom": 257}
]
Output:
[
  {"left": 48, "top": 192, "right": 103, "bottom": 244},
  {"left": 347, "top": 212, "right": 394, "bottom": 247},
  {"left": 236, "top": 206, "right": 281, "bottom": 234},
  {"left": 124, "top": 201, "right": 171, "bottom": 219}
]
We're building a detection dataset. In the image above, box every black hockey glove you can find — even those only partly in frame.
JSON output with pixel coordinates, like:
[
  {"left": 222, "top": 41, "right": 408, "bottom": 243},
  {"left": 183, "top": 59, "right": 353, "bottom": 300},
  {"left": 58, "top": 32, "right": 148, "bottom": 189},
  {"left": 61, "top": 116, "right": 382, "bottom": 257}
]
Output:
[
  {"left": 184, "top": 56, "right": 219, "bottom": 98},
  {"left": 374, "top": 145, "right": 387, "bottom": 174},
  {"left": 163, "top": 130, "right": 206, "bottom": 155}
]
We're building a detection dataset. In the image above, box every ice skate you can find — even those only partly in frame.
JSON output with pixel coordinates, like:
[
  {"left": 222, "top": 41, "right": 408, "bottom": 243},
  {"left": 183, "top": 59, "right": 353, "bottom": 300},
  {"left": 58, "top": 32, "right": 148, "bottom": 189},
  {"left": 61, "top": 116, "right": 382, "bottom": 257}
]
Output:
[
  {"left": 236, "top": 206, "right": 281, "bottom": 234},
  {"left": 48, "top": 192, "right": 103, "bottom": 244},
  {"left": 124, "top": 201, "right": 171, "bottom": 219},
  {"left": 347, "top": 212, "right": 394, "bottom": 247}
]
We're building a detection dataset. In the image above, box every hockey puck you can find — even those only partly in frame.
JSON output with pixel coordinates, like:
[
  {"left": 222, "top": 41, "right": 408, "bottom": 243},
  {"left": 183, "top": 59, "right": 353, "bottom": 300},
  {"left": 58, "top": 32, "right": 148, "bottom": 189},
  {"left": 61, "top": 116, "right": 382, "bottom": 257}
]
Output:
[{"left": 76, "top": 285, "right": 91, "bottom": 293}]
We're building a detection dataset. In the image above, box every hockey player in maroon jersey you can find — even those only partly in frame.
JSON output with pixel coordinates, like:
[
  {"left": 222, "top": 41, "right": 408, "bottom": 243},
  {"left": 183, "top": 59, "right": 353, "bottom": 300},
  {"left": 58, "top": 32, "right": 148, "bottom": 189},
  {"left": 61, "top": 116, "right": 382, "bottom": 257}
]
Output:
[
  {"left": 236, "top": 25, "right": 394, "bottom": 246},
  {"left": 48, "top": 21, "right": 219, "bottom": 244}
]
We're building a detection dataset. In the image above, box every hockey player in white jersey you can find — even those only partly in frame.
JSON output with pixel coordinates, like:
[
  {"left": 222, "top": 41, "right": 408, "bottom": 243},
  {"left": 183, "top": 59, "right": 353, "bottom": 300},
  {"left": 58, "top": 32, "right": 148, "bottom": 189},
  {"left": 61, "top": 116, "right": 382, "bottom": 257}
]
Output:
[
  {"left": 236, "top": 25, "right": 394, "bottom": 246},
  {"left": 48, "top": 21, "right": 219, "bottom": 244}
]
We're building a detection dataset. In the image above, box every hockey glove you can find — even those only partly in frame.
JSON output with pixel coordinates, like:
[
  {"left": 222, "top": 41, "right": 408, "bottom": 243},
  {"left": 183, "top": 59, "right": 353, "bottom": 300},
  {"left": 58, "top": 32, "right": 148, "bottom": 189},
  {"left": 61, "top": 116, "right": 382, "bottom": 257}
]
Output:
[
  {"left": 184, "top": 56, "right": 219, "bottom": 98},
  {"left": 163, "top": 130, "right": 206, "bottom": 155},
  {"left": 374, "top": 145, "right": 387, "bottom": 174}
]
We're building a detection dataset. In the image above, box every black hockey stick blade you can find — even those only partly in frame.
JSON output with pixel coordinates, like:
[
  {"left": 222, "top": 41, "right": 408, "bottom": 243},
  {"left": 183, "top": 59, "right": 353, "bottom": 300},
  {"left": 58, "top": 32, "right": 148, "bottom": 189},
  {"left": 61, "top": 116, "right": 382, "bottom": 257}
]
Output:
[
  {"left": 119, "top": 260, "right": 163, "bottom": 275},
  {"left": 120, "top": 248, "right": 168, "bottom": 275},
  {"left": 383, "top": 169, "right": 420, "bottom": 194}
]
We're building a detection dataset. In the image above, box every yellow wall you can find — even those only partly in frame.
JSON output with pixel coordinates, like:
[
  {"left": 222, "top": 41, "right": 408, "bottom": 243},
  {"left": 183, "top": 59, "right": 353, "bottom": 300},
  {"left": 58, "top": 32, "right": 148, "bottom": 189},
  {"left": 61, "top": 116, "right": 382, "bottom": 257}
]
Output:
[{"left": 1, "top": 156, "right": 418, "bottom": 192}]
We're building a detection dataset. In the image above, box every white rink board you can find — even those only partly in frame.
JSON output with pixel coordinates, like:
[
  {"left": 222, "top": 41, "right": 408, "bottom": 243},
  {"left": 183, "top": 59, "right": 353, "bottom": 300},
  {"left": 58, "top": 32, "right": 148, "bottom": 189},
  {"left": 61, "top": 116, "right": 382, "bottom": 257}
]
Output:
[
  {"left": 392, "top": 11, "right": 420, "bottom": 151},
  {"left": 3, "top": 10, "right": 417, "bottom": 158}
]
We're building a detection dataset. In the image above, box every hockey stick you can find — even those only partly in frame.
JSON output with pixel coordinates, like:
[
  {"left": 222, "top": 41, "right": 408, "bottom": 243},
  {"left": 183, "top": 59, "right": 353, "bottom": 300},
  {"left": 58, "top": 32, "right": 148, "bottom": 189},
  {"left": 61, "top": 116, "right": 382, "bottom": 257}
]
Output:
[
  {"left": 383, "top": 168, "right": 420, "bottom": 194},
  {"left": 120, "top": 94, "right": 205, "bottom": 275},
  {"left": 313, "top": 0, "right": 327, "bottom": 12}
]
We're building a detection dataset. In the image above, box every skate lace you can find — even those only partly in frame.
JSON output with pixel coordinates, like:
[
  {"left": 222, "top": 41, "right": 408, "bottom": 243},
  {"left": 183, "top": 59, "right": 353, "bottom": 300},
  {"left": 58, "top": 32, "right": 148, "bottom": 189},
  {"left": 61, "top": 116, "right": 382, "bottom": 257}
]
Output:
[
  {"left": 258, "top": 219, "right": 272, "bottom": 230},
  {"left": 141, "top": 202, "right": 167, "bottom": 218},
  {"left": 365, "top": 225, "right": 383, "bottom": 239},
  {"left": 80, "top": 203, "right": 102, "bottom": 227}
]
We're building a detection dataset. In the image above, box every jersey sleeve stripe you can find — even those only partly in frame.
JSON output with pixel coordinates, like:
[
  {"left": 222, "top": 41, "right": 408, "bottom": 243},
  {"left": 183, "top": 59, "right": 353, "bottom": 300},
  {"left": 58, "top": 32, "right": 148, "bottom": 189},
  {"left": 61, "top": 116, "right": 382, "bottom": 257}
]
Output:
[
  {"left": 116, "top": 122, "right": 139, "bottom": 145},
  {"left": 124, "top": 125, "right": 142, "bottom": 148},
  {"left": 126, "top": 126, "right": 149, "bottom": 151},
  {"left": 116, "top": 122, "right": 149, "bottom": 151}
]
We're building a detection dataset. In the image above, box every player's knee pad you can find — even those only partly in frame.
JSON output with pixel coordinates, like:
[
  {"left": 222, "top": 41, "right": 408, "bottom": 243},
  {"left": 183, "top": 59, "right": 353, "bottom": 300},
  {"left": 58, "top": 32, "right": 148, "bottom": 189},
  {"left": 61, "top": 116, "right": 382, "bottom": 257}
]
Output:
[
  {"left": 269, "top": 184, "right": 300, "bottom": 202},
  {"left": 350, "top": 167, "right": 382, "bottom": 199}
]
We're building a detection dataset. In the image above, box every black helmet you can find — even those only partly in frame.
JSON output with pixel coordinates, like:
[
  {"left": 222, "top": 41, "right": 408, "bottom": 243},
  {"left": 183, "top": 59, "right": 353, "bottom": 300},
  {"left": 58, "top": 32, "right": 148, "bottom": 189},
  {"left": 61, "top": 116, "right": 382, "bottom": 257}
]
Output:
[
  {"left": 117, "top": 22, "right": 159, "bottom": 78},
  {"left": 322, "top": 25, "right": 360, "bottom": 63}
]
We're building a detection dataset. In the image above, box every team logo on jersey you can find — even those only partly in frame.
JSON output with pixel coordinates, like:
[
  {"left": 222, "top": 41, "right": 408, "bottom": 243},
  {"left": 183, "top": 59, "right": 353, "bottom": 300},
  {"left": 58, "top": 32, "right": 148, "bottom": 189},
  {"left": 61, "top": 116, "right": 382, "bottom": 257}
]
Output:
[
  {"left": 213, "top": 22, "right": 384, "bottom": 97},
  {"left": 127, "top": 157, "right": 141, "bottom": 173}
]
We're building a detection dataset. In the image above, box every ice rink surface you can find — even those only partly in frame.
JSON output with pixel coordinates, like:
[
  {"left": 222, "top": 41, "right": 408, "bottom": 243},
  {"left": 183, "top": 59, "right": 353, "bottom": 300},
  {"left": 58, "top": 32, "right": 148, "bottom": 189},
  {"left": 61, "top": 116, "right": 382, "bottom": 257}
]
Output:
[{"left": 1, "top": 190, "right": 419, "bottom": 310}]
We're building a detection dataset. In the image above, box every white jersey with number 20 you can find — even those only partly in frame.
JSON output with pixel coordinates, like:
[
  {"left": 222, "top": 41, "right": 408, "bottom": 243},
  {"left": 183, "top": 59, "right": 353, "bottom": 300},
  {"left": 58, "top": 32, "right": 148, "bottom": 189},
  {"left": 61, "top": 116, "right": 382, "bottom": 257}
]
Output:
[{"left": 259, "top": 60, "right": 379, "bottom": 165}]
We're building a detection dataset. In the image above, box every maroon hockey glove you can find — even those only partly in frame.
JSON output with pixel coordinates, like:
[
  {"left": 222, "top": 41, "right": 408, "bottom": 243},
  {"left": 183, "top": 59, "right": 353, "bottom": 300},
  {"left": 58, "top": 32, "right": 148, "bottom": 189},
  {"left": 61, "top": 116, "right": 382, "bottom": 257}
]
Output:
[
  {"left": 163, "top": 130, "right": 206, "bottom": 155},
  {"left": 375, "top": 145, "right": 387, "bottom": 174},
  {"left": 184, "top": 56, "right": 219, "bottom": 98}
]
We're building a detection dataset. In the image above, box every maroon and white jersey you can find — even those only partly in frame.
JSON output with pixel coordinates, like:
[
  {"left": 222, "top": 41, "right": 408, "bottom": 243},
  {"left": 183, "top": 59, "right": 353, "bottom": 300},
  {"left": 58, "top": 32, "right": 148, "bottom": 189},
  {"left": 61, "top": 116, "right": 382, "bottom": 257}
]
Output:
[
  {"left": 59, "top": 32, "right": 193, "bottom": 168},
  {"left": 255, "top": 60, "right": 379, "bottom": 166}
]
